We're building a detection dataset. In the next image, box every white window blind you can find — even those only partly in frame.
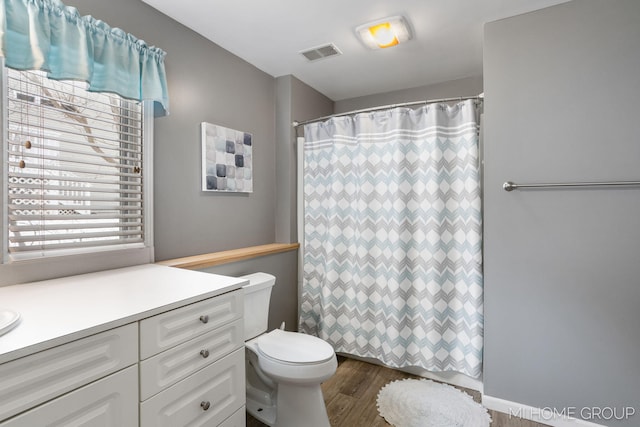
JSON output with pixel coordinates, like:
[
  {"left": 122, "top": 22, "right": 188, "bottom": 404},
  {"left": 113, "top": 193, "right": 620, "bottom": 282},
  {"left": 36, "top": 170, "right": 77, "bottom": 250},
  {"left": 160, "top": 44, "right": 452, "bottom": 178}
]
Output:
[{"left": 4, "top": 68, "right": 145, "bottom": 259}]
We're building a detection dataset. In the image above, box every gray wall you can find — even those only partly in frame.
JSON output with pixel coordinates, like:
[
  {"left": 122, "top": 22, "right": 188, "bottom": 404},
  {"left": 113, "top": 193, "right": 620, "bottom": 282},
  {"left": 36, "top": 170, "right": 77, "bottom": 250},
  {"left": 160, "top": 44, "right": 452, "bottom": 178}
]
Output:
[
  {"left": 198, "top": 251, "right": 299, "bottom": 332},
  {"left": 66, "top": 0, "right": 277, "bottom": 261},
  {"left": 334, "top": 75, "right": 483, "bottom": 113},
  {"left": 483, "top": 1, "right": 640, "bottom": 425},
  {"left": 275, "top": 76, "right": 333, "bottom": 243}
]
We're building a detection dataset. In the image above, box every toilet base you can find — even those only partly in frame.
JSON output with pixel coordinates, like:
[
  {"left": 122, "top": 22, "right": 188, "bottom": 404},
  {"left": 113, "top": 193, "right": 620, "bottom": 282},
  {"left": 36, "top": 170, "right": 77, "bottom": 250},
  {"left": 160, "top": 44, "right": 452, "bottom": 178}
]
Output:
[
  {"left": 275, "top": 383, "right": 331, "bottom": 427},
  {"left": 246, "top": 396, "right": 276, "bottom": 426},
  {"left": 246, "top": 351, "right": 277, "bottom": 426},
  {"left": 246, "top": 383, "right": 331, "bottom": 427}
]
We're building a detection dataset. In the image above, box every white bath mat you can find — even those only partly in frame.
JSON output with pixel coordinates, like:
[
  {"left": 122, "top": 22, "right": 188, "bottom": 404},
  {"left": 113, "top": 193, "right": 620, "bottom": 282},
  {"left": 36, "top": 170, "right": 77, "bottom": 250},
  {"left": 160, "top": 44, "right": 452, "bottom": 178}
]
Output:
[{"left": 376, "top": 378, "right": 491, "bottom": 427}]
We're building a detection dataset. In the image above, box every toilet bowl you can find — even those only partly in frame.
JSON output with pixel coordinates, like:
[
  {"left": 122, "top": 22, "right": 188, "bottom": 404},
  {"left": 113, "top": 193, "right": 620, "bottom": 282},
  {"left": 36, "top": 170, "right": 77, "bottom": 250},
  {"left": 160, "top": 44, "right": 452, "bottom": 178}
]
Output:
[{"left": 240, "top": 273, "right": 337, "bottom": 427}]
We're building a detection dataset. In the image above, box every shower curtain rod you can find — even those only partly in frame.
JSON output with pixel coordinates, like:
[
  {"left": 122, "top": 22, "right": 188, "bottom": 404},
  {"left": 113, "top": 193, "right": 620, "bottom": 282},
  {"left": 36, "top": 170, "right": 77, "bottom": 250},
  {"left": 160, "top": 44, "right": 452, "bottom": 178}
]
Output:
[{"left": 292, "top": 94, "right": 484, "bottom": 128}]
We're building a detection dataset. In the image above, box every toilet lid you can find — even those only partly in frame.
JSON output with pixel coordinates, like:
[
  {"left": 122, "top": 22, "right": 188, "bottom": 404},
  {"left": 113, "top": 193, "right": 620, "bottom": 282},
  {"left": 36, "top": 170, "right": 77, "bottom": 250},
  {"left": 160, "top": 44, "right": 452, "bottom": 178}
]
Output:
[{"left": 256, "top": 329, "right": 335, "bottom": 364}]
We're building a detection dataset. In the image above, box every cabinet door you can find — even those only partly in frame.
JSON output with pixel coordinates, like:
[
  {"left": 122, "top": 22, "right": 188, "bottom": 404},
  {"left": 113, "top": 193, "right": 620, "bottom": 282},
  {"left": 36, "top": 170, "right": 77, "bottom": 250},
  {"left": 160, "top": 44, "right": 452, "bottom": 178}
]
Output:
[
  {"left": 140, "top": 348, "right": 245, "bottom": 427},
  {"left": 140, "top": 291, "right": 243, "bottom": 360},
  {"left": 140, "top": 318, "right": 243, "bottom": 400},
  {"left": 0, "top": 323, "right": 138, "bottom": 421},
  {"left": 0, "top": 366, "right": 138, "bottom": 427}
]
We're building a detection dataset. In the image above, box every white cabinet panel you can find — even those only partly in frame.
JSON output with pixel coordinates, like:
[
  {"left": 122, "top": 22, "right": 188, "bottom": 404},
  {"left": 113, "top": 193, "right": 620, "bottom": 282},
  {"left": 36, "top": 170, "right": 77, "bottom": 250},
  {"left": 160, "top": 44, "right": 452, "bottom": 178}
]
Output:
[
  {"left": 0, "top": 365, "right": 138, "bottom": 427},
  {"left": 0, "top": 324, "right": 138, "bottom": 421},
  {"left": 139, "top": 291, "right": 243, "bottom": 360},
  {"left": 140, "top": 318, "right": 243, "bottom": 401},
  {"left": 140, "top": 348, "right": 245, "bottom": 427}
]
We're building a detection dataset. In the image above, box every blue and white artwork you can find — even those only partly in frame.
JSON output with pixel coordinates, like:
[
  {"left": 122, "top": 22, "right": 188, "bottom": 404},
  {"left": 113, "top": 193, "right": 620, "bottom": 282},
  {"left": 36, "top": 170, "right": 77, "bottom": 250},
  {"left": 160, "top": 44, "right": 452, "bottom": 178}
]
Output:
[{"left": 201, "top": 122, "right": 253, "bottom": 192}]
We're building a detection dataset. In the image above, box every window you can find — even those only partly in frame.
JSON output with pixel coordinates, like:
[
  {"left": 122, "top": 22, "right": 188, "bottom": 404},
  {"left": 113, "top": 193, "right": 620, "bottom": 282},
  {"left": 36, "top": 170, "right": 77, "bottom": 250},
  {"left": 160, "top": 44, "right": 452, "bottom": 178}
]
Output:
[{"left": 2, "top": 67, "right": 151, "bottom": 261}]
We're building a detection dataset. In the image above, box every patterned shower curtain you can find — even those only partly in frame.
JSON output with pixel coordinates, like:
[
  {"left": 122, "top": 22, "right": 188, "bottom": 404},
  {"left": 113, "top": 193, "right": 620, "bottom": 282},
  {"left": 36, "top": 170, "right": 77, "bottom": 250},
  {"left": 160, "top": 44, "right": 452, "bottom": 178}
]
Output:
[{"left": 299, "top": 100, "right": 483, "bottom": 378}]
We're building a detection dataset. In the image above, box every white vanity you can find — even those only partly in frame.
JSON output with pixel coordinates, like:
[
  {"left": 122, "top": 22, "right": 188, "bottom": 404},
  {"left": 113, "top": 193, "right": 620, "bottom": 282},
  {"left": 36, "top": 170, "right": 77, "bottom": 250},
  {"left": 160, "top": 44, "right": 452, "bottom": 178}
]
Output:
[{"left": 0, "top": 264, "right": 247, "bottom": 427}]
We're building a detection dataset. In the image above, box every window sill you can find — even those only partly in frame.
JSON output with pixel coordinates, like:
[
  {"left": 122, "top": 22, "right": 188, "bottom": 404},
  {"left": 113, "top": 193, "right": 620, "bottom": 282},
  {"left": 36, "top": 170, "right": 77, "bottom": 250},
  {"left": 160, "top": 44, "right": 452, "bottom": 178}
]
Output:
[{"left": 155, "top": 243, "right": 299, "bottom": 270}]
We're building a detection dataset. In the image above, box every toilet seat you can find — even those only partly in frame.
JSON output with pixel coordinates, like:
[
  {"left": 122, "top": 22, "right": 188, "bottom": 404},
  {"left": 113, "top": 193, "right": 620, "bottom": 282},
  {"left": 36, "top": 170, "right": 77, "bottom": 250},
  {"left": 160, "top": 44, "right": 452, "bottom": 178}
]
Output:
[{"left": 255, "top": 329, "right": 335, "bottom": 365}]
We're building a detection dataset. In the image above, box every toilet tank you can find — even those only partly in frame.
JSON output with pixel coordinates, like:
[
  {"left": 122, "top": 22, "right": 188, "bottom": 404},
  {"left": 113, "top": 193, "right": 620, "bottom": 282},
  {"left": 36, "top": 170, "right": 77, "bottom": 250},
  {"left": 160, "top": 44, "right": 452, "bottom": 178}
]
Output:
[{"left": 239, "top": 272, "right": 276, "bottom": 340}]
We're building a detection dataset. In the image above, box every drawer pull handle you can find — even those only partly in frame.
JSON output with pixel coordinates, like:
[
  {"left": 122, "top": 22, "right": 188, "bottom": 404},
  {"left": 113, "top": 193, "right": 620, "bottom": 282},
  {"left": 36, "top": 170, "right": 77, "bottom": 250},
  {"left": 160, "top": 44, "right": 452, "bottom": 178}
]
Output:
[
  {"left": 200, "top": 349, "right": 210, "bottom": 358},
  {"left": 201, "top": 401, "right": 211, "bottom": 411},
  {"left": 199, "top": 315, "right": 209, "bottom": 324}
]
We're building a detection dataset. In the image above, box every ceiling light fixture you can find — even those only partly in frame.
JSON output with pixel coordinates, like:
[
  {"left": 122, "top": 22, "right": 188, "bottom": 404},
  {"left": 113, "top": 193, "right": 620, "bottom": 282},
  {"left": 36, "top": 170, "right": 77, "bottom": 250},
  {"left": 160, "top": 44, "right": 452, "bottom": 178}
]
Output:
[{"left": 356, "top": 16, "right": 412, "bottom": 49}]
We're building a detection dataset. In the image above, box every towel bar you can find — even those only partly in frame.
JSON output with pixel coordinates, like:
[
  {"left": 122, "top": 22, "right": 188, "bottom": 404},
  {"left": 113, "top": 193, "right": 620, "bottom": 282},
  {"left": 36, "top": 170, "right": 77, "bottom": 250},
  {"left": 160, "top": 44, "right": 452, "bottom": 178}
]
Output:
[{"left": 503, "top": 180, "right": 640, "bottom": 191}]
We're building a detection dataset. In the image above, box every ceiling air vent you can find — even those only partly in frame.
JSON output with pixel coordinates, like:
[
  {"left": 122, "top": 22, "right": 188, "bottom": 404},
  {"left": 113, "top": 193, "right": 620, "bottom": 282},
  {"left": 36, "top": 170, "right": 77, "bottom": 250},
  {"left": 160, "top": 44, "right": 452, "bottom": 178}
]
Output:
[{"left": 300, "top": 43, "right": 342, "bottom": 62}]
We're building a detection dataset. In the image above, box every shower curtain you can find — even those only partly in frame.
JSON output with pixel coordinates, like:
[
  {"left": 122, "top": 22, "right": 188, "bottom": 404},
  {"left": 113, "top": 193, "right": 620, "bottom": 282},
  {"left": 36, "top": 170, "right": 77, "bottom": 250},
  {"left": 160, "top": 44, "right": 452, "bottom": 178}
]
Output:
[{"left": 299, "top": 100, "right": 483, "bottom": 378}]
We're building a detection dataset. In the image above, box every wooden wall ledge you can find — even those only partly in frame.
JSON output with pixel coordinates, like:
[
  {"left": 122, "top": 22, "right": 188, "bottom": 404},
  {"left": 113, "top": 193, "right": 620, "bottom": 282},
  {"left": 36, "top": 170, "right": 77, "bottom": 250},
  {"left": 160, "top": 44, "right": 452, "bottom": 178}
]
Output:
[{"left": 156, "top": 243, "right": 299, "bottom": 270}]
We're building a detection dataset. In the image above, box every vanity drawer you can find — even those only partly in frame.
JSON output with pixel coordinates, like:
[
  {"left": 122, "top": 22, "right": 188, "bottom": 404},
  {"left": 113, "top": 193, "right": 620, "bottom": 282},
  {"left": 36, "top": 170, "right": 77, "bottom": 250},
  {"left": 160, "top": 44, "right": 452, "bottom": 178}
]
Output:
[
  {"left": 140, "top": 290, "right": 243, "bottom": 360},
  {"left": 140, "top": 348, "right": 245, "bottom": 427},
  {"left": 0, "top": 365, "right": 138, "bottom": 427},
  {"left": 140, "top": 318, "right": 243, "bottom": 400},
  {"left": 0, "top": 323, "right": 138, "bottom": 421}
]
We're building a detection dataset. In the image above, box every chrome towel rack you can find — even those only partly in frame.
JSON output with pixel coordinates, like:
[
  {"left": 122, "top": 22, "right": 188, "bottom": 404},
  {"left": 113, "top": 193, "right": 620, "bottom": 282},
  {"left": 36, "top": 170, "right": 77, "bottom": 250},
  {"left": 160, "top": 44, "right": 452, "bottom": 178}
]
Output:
[{"left": 503, "top": 180, "right": 640, "bottom": 192}]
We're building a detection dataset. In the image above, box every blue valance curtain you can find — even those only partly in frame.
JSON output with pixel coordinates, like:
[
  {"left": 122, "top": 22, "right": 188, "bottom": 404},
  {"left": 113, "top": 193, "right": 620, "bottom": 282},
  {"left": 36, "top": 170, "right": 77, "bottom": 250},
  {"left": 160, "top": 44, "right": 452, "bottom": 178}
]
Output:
[{"left": 0, "top": 0, "right": 169, "bottom": 115}]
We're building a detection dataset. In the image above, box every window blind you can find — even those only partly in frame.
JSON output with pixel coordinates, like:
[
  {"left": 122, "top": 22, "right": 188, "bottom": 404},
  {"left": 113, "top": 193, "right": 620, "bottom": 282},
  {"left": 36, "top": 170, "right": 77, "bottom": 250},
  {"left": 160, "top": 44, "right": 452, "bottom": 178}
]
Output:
[{"left": 5, "top": 68, "right": 145, "bottom": 258}]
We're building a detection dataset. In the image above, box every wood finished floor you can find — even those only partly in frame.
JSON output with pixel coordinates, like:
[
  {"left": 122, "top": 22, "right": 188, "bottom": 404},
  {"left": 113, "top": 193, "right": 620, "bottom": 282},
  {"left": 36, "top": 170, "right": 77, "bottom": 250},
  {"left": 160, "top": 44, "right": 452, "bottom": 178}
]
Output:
[{"left": 247, "top": 356, "right": 550, "bottom": 427}]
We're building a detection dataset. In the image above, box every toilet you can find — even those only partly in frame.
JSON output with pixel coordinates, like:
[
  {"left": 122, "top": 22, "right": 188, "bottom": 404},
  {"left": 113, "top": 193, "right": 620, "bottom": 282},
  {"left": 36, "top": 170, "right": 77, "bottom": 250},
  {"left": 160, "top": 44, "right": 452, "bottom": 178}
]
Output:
[{"left": 240, "top": 272, "right": 337, "bottom": 427}]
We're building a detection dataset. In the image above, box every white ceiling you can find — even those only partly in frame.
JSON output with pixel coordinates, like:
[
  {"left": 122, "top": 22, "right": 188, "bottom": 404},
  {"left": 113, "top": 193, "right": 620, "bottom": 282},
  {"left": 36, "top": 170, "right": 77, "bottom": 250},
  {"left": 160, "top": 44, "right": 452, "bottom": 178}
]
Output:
[{"left": 141, "top": 0, "right": 570, "bottom": 101}]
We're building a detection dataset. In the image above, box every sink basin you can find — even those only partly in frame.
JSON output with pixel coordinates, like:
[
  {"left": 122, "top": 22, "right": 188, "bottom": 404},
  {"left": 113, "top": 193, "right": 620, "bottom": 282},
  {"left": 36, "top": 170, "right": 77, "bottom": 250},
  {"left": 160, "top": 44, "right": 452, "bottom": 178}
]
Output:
[{"left": 0, "top": 309, "right": 21, "bottom": 337}]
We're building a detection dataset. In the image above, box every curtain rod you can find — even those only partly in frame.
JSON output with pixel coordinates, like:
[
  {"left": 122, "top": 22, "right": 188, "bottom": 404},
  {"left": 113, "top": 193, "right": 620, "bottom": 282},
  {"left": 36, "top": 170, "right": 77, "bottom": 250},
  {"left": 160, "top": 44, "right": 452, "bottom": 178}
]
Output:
[{"left": 292, "top": 93, "right": 484, "bottom": 128}]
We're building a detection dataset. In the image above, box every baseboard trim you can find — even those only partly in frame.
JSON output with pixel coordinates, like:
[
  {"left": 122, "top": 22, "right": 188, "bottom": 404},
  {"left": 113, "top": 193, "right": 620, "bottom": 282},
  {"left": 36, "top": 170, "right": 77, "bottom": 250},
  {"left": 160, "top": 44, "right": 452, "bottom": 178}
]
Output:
[
  {"left": 402, "top": 365, "right": 483, "bottom": 393},
  {"left": 482, "top": 395, "right": 606, "bottom": 427}
]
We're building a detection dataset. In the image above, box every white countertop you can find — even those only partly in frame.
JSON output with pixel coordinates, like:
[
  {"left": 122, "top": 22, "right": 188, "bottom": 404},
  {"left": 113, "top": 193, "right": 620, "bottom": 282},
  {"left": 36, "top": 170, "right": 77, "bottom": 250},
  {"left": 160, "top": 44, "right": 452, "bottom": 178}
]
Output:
[{"left": 0, "top": 264, "right": 247, "bottom": 364}]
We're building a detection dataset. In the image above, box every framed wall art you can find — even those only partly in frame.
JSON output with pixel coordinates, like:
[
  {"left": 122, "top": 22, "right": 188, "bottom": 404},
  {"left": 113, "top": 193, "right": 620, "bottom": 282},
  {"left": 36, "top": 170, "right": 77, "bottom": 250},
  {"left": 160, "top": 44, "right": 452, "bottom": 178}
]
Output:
[{"left": 201, "top": 122, "right": 253, "bottom": 192}]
